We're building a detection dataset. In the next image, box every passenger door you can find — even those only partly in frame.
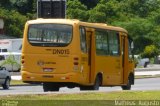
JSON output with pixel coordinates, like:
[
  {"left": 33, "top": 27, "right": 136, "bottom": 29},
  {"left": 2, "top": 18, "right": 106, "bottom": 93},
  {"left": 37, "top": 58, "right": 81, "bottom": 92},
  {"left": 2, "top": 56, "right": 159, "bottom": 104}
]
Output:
[
  {"left": 86, "top": 29, "right": 95, "bottom": 83},
  {"left": 80, "top": 26, "right": 89, "bottom": 83},
  {"left": 121, "top": 35, "right": 126, "bottom": 84},
  {"left": 80, "top": 27, "right": 95, "bottom": 84},
  {"left": 107, "top": 31, "right": 123, "bottom": 84}
]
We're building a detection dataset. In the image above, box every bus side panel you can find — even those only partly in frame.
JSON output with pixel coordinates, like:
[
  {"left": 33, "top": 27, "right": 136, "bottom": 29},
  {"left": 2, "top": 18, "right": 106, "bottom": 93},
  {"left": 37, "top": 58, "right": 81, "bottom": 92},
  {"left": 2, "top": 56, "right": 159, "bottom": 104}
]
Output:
[{"left": 95, "top": 56, "right": 123, "bottom": 85}]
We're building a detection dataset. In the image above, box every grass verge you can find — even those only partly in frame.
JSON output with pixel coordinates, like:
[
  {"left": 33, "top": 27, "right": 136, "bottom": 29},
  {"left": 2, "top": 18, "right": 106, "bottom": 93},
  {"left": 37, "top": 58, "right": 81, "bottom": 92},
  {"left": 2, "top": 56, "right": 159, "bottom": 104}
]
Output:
[{"left": 0, "top": 91, "right": 160, "bottom": 106}]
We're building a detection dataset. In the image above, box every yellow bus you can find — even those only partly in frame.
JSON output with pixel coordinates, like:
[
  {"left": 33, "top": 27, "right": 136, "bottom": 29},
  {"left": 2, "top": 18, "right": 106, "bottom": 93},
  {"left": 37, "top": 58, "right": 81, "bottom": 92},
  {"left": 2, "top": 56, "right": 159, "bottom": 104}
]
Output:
[{"left": 21, "top": 19, "right": 135, "bottom": 92}]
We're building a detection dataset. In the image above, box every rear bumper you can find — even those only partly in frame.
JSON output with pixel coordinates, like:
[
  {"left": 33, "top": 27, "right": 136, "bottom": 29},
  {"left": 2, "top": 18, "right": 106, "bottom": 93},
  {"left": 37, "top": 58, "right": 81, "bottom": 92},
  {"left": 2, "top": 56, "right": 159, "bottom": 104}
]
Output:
[{"left": 21, "top": 71, "right": 83, "bottom": 84}]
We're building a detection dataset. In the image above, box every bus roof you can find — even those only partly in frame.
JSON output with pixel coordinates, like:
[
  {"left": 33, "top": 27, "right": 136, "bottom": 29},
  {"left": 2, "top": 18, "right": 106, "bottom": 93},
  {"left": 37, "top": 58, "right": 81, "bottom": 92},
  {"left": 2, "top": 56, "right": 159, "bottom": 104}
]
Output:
[{"left": 27, "top": 19, "right": 128, "bottom": 33}]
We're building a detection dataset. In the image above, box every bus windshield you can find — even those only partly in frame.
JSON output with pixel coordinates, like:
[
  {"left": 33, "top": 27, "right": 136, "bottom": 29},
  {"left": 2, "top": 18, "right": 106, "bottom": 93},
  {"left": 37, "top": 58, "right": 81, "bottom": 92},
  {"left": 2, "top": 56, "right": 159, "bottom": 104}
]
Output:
[{"left": 28, "top": 24, "right": 72, "bottom": 47}]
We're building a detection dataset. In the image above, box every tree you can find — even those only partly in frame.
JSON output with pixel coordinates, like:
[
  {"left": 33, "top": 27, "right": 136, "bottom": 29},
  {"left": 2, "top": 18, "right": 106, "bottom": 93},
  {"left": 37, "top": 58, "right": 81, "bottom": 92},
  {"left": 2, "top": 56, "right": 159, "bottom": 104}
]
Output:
[
  {"left": 0, "top": 0, "right": 12, "bottom": 9},
  {"left": 141, "top": 45, "right": 159, "bottom": 59},
  {"left": 0, "top": 8, "right": 28, "bottom": 37},
  {"left": 134, "top": 37, "right": 153, "bottom": 54},
  {"left": 79, "top": 0, "right": 99, "bottom": 9},
  {"left": 120, "top": 0, "right": 160, "bottom": 18},
  {"left": 0, "top": 54, "right": 20, "bottom": 72},
  {"left": 88, "top": 0, "right": 120, "bottom": 23},
  {"left": 112, "top": 18, "right": 154, "bottom": 54},
  {"left": 14, "top": 0, "right": 36, "bottom": 15},
  {"left": 88, "top": 11, "right": 106, "bottom": 23},
  {"left": 67, "top": 0, "right": 88, "bottom": 21}
]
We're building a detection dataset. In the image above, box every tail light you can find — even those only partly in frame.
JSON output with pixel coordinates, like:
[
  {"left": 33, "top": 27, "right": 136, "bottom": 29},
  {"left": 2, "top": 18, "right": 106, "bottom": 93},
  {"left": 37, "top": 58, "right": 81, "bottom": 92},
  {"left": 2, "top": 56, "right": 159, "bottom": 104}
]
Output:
[
  {"left": 74, "top": 57, "right": 79, "bottom": 60},
  {"left": 73, "top": 57, "right": 79, "bottom": 70},
  {"left": 74, "top": 62, "right": 79, "bottom": 65},
  {"left": 21, "top": 56, "right": 25, "bottom": 64}
]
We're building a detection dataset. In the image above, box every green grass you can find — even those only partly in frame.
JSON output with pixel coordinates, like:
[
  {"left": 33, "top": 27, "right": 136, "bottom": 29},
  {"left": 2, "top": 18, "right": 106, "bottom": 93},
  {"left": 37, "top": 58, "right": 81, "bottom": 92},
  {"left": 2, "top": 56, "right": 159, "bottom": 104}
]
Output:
[
  {"left": 1, "top": 91, "right": 160, "bottom": 100},
  {"left": 8, "top": 79, "right": 160, "bottom": 106},
  {"left": 1, "top": 91, "right": 160, "bottom": 106}
]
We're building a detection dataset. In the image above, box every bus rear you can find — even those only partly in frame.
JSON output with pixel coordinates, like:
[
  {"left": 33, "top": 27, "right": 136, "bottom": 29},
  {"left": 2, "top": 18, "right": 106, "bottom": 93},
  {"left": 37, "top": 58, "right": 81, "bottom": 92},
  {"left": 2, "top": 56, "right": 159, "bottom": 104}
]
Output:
[
  {"left": 22, "top": 19, "right": 135, "bottom": 92},
  {"left": 21, "top": 19, "right": 83, "bottom": 91}
]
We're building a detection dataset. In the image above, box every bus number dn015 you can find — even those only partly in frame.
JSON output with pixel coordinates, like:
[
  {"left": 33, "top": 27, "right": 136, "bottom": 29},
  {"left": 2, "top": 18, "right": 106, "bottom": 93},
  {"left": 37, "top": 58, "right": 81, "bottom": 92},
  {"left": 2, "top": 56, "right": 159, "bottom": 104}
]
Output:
[{"left": 52, "top": 49, "right": 70, "bottom": 55}]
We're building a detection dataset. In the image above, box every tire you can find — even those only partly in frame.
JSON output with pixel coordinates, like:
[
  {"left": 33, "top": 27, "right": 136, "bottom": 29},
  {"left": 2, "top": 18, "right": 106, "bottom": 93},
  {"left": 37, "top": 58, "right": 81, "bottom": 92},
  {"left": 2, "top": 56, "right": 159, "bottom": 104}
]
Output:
[
  {"left": 121, "top": 77, "right": 131, "bottom": 90},
  {"left": 50, "top": 87, "right": 60, "bottom": 91},
  {"left": 43, "top": 83, "right": 50, "bottom": 92},
  {"left": 2, "top": 78, "right": 10, "bottom": 90},
  {"left": 80, "top": 86, "right": 91, "bottom": 91},
  {"left": 87, "top": 76, "right": 101, "bottom": 90},
  {"left": 43, "top": 83, "right": 60, "bottom": 92},
  {"left": 144, "top": 62, "right": 148, "bottom": 68},
  {"left": 80, "top": 76, "right": 101, "bottom": 91},
  {"left": 92, "top": 76, "right": 100, "bottom": 90}
]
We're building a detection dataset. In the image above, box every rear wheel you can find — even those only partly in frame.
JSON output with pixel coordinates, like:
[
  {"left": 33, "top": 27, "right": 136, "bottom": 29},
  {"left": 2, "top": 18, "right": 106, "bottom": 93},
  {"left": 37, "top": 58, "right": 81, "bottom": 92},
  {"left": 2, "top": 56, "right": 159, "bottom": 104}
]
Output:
[
  {"left": 43, "top": 83, "right": 60, "bottom": 92},
  {"left": 2, "top": 78, "right": 10, "bottom": 90},
  {"left": 91, "top": 76, "right": 100, "bottom": 90},
  {"left": 50, "top": 86, "right": 60, "bottom": 91},
  {"left": 80, "top": 86, "right": 93, "bottom": 90},
  {"left": 80, "top": 76, "right": 101, "bottom": 91},
  {"left": 121, "top": 77, "right": 131, "bottom": 90},
  {"left": 144, "top": 62, "right": 148, "bottom": 68}
]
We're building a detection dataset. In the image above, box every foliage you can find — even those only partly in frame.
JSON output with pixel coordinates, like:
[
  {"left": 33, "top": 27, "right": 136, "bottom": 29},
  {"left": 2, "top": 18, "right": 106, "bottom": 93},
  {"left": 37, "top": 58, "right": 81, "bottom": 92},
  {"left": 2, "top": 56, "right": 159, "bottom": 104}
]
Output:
[
  {"left": 13, "top": 0, "right": 37, "bottom": 15},
  {"left": 0, "top": 54, "right": 20, "bottom": 71},
  {"left": 141, "top": 45, "right": 159, "bottom": 59},
  {"left": 112, "top": 18, "right": 154, "bottom": 54},
  {"left": 66, "top": 0, "right": 88, "bottom": 21},
  {"left": 79, "top": 0, "right": 99, "bottom": 9},
  {"left": 0, "top": 0, "right": 12, "bottom": 9},
  {"left": 0, "top": 8, "right": 28, "bottom": 37}
]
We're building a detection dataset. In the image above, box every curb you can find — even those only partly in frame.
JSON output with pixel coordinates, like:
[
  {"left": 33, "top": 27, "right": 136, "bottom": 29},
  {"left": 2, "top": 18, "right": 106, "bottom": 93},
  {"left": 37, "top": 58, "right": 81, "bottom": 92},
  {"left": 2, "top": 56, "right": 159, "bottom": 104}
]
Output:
[
  {"left": 10, "top": 84, "right": 41, "bottom": 87},
  {"left": 135, "top": 75, "right": 160, "bottom": 79}
]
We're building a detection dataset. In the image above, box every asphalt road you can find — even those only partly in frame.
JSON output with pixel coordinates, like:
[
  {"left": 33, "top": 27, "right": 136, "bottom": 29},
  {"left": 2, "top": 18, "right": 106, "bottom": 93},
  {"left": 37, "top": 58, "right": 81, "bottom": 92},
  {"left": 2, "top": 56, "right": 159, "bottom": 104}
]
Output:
[{"left": 0, "top": 78, "right": 160, "bottom": 95}]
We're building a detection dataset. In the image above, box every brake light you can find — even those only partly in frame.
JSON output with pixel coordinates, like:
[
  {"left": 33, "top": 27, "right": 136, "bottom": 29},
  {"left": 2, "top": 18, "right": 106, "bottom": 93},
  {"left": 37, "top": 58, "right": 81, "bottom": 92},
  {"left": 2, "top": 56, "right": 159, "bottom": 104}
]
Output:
[
  {"left": 22, "top": 56, "right": 24, "bottom": 59},
  {"left": 74, "top": 57, "right": 79, "bottom": 60},
  {"left": 21, "top": 56, "right": 25, "bottom": 64},
  {"left": 73, "top": 57, "right": 79, "bottom": 70},
  {"left": 21, "top": 60, "right": 25, "bottom": 64},
  {"left": 74, "top": 62, "right": 79, "bottom": 65},
  {"left": 73, "top": 57, "right": 79, "bottom": 65}
]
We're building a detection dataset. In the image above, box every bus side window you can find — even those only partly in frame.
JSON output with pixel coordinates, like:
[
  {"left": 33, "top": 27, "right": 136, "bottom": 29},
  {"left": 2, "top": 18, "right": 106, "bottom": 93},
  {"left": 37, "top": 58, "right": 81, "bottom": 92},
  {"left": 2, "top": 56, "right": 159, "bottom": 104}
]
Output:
[
  {"left": 80, "top": 27, "right": 87, "bottom": 53},
  {"left": 95, "top": 30, "right": 109, "bottom": 55},
  {"left": 108, "top": 31, "right": 120, "bottom": 56}
]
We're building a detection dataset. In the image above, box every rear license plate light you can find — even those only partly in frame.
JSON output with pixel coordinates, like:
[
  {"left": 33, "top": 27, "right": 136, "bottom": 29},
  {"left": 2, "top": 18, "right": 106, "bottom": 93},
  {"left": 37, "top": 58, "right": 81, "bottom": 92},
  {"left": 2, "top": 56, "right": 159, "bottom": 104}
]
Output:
[{"left": 43, "top": 68, "right": 54, "bottom": 72}]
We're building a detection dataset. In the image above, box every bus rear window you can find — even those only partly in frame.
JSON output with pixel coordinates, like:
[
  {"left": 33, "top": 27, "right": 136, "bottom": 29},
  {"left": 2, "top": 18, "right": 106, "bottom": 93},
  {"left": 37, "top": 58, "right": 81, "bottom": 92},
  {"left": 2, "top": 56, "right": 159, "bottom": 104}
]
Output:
[{"left": 28, "top": 24, "right": 72, "bottom": 47}]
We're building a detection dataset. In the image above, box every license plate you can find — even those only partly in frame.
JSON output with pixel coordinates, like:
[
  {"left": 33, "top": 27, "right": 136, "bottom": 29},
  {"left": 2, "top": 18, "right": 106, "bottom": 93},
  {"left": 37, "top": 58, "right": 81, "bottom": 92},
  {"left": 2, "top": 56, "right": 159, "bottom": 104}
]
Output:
[{"left": 43, "top": 68, "right": 53, "bottom": 72}]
